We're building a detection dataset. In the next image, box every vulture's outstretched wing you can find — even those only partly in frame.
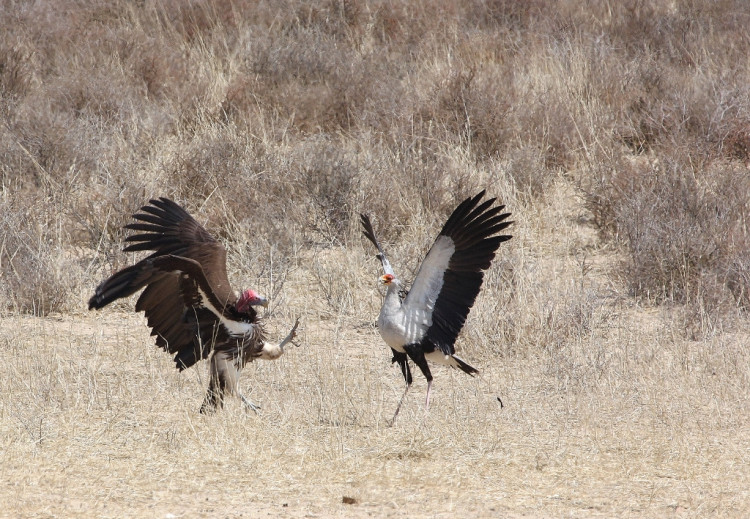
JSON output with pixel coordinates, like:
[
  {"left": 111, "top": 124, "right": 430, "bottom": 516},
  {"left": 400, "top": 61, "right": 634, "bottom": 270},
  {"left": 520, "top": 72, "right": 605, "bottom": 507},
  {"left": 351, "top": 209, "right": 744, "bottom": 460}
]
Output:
[
  {"left": 89, "top": 198, "right": 238, "bottom": 371},
  {"left": 149, "top": 255, "right": 257, "bottom": 327},
  {"left": 360, "top": 213, "right": 395, "bottom": 276},
  {"left": 146, "top": 255, "right": 260, "bottom": 370},
  {"left": 124, "top": 197, "right": 235, "bottom": 305},
  {"left": 403, "top": 191, "right": 512, "bottom": 355},
  {"left": 88, "top": 256, "right": 219, "bottom": 370},
  {"left": 88, "top": 262, "right": 162, "bottom": 309}
]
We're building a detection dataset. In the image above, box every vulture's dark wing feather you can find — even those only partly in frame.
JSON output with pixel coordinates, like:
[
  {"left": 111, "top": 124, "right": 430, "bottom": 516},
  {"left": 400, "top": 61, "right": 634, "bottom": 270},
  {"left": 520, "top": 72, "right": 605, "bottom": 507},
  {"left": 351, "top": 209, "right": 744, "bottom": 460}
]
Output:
[
  {"left": 404, "top": 191, "right": 512, "bottom": 356},
  {"left": 136, "top": 275, "right": 190, "bottom": 352},
  {"left": 88, "top": 256, "right": 213, "bottom": 370},
  {"left": 88, "top": 263, "right": 157, "bottom": 310},
  {"left": 123, "top": 197, "right": 235, "bottom": 306},
  {"left": 149, "top": 255, "right": 245, "bottom": 321},
  {"left": 88, "top": 198, "right": 242, "bottom": 372},
  {"left": 143, "top": 255, "right": 259, "bottom": 371}
]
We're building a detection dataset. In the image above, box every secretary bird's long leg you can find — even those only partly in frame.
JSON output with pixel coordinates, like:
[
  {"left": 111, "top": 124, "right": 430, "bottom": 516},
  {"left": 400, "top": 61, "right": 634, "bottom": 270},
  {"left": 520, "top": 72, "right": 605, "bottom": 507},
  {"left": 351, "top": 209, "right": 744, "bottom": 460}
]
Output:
[
  {"left": 389, "top": 382, "right": 411, "bottom": 426},
  {"left": 401, "top": 348, "right": 433, "bottom": 418},
  {"left": 424, "top": 380, "right": 433, "bottom": 411}
]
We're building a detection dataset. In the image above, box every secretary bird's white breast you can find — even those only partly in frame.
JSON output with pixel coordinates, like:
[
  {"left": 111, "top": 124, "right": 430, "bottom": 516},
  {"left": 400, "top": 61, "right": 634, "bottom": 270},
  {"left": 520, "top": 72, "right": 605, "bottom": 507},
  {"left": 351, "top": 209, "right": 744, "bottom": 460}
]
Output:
[
  {"left": 377, "top": 235, "right": 455, "bottom": 351},
  {"left": 377, "top": 301, "right": 432, "bottom": 351}
]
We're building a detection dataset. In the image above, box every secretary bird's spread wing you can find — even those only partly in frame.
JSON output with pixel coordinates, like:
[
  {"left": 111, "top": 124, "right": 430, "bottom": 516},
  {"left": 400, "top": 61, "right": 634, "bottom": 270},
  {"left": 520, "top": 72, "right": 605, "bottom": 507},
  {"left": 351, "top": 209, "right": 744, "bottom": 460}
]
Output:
[{"left": 403, "top": 191, "right": 512, "bottom": 356}]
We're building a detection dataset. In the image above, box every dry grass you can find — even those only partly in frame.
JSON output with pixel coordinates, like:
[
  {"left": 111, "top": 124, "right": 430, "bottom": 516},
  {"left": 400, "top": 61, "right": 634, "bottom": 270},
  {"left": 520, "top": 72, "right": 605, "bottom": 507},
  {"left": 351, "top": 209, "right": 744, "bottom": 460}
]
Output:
[
  {"left": 2, "top": 192, "right": 749, "bottom": 517},
  {"left": 2, "top": 0, "right": 750, "bottom": 517}
]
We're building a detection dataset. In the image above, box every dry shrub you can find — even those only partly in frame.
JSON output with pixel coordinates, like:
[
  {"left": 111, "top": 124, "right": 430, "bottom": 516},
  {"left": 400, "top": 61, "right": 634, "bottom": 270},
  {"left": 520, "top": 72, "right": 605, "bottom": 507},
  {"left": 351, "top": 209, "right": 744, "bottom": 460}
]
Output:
[
  {"left": 238, "top": 35, "right": 380, "bottom": 134},
  {"left": 0, "top": 31, "right": 36, "bottom": 101},
  {"left": 293, "top": 138, "right": 359, "bottom": 243},
  {"left": 0, "top": 194, "right": 84, "bottom": 315},
  {"left": 615, "top": 60, "right": 750, "bottom": 163},
  {"left": 416, "top": 65, "right": 513, "bottom": 162},
  {"left": 584, "top": 153, "right": 750, "bottom": 320},
  {"left": 502, "top": 145, "right": 556, "bottom": 203},
  {"left": 2, "top": 0, "right": 750, "bottom": 326},
  {"left": 600, "top": 1, "right": 750, "bottom": 162}
]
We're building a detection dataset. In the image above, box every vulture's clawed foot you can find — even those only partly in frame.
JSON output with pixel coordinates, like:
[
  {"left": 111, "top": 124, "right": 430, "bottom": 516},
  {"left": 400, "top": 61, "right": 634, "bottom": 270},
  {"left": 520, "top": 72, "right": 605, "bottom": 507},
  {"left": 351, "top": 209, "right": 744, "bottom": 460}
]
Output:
[
  {"left": 282, "top": 317, "right": 301, "bottom": 348},
  {"left": 240, "top": 393, "right": 261, "bottom": 414}
]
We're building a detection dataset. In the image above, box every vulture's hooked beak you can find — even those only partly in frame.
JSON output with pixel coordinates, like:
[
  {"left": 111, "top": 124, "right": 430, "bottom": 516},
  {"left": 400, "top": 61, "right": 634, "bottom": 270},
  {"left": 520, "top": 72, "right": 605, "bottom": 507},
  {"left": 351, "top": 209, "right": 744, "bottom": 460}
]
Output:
[{"left": 237, "top": 289, "right": 269, "bottom": 312}]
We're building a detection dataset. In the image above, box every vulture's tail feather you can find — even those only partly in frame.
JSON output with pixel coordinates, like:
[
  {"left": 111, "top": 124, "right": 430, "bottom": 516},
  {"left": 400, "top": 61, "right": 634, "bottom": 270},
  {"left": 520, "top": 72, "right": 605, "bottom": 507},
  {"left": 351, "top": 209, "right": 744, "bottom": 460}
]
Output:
[{"left": 88, "top": 261, "right": 161, "bottom": 310}]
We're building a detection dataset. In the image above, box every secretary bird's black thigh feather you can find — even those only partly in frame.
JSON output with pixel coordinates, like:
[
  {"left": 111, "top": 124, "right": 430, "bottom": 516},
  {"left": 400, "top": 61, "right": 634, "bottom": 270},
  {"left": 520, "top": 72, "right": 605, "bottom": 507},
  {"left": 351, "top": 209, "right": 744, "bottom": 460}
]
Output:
[
  {"left": 391, "top": 349, "right": 412, "bottom": 385},
  {"left": 403, "top": 344, "right": 433, "bottom": 383}
]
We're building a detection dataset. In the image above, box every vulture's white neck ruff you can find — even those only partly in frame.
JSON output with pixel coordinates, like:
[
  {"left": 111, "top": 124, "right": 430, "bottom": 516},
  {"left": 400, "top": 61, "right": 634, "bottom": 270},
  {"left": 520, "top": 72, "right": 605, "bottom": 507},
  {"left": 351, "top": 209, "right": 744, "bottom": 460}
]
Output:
[{"left": 197, "top": 286, "right": 256, "bottom": 337}]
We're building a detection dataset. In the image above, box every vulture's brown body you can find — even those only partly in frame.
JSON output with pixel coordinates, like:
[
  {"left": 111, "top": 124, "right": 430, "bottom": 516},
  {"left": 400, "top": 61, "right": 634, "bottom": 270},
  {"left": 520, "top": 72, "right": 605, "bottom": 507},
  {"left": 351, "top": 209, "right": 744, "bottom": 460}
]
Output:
[{"left": 89, "top": 198, "right": 298, "bottom": 413}]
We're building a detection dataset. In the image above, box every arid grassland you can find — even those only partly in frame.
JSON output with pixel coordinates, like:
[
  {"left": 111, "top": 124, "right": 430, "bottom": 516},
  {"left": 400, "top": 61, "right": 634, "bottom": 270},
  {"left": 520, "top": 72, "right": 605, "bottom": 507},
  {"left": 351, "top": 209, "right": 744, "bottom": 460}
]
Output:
[{"left": 2, "top": 1, "right": 750, "bottom": 517}]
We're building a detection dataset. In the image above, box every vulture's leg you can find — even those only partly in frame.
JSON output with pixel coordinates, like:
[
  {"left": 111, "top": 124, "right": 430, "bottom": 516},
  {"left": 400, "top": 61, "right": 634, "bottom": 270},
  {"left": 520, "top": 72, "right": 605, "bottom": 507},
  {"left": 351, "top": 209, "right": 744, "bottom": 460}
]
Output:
[
  {"left": 201, "top": 351, "right": 240, "bottom": 414},
  {"left": 258, "top": 318, "right": 301, "bottom": 360},
  {"left": 280, "top": 317, "right": 300, "bottom": 349},
  {"left": 200, "top": 370, "right": 227, "bottom": 414},
  {"left": 237, "top": 319, "right": 299, "bottom": 412},
  {"left": 200, "top": 386, "right": 220, "bottom": 414}
]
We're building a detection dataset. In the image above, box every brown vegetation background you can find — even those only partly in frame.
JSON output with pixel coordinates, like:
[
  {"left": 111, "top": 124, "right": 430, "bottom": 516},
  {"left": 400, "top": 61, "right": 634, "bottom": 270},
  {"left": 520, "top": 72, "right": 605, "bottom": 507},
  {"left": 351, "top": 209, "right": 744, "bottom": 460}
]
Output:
[{"left": 1, "top": 1, "right": 749, "bottom": 517}]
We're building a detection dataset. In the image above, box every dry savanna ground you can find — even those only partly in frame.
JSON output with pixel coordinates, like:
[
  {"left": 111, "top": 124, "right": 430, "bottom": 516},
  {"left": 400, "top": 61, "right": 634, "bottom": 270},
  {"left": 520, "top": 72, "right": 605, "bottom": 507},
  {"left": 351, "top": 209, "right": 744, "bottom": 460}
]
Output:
[
  {"left": 3, "top": 184, "right": 749, "bottom": 518},
  {"left": 2, "top": 1, "right": 750, "bottom": 517}
]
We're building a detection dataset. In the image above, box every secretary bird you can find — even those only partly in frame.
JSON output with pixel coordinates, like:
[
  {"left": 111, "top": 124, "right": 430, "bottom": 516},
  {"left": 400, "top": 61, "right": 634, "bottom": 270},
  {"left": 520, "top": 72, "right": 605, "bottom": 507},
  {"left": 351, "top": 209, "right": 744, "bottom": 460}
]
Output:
[{"left": 361, "top": 191, "right": 512, "bottom": 422}]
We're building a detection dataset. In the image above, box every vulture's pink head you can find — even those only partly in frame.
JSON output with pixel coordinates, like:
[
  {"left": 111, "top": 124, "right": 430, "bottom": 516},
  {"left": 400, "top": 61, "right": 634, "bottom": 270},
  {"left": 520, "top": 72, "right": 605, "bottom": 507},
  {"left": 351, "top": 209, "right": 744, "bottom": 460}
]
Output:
[
  {"left": 236, "top": 289, "right": 269, "bottom": 313},
  {"left": 380, "top": 274, "right": 395, "bottom": 285}
]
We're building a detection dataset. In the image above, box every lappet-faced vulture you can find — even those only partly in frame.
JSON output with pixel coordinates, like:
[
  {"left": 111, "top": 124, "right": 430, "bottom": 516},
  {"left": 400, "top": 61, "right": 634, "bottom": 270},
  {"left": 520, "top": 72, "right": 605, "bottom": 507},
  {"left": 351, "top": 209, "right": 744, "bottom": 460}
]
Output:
[{"left": 89, "top": 197, "right": 300, "bottom": 413}]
